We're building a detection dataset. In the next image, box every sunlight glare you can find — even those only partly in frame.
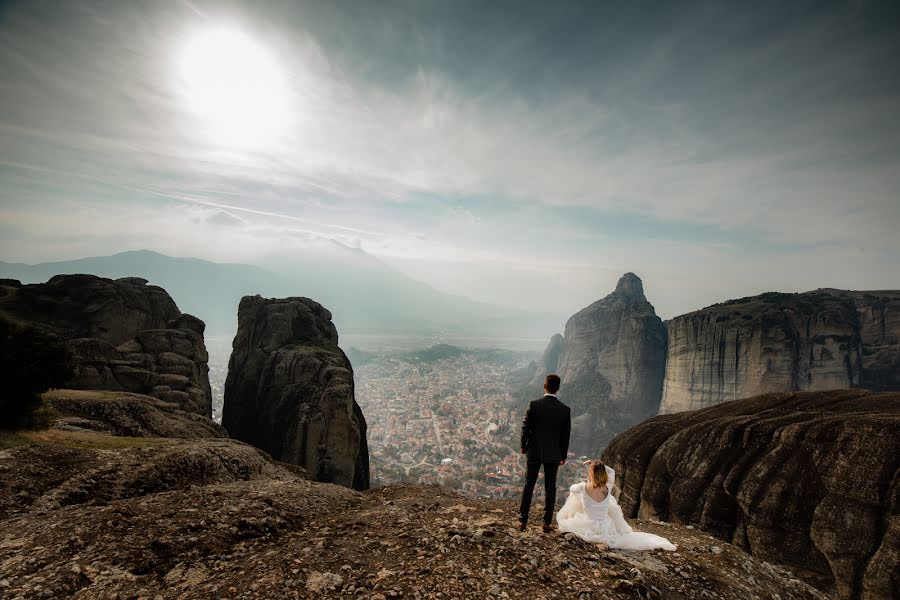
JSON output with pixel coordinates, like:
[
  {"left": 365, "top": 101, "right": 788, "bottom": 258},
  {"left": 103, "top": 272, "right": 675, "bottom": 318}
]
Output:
[{"left": 177, "top": 26, "right": 289, "bottom": 145}]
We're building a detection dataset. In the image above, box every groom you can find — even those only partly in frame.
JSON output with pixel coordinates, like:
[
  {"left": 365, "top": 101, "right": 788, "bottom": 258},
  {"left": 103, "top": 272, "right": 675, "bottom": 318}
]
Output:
[{"left": 518, "top": 373, "right": 571, "bottom": 533}]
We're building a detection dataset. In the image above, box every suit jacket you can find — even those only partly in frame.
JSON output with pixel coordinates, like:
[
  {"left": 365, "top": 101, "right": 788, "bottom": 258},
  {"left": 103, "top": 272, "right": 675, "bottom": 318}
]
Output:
[{"left": 520, "top": 394, "right": 571, "bottom": 463}]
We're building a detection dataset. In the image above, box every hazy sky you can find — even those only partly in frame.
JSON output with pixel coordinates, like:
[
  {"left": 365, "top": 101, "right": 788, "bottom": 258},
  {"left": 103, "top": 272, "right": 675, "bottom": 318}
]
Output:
[{"left": 1, "top": 0, "right": 899, "bottom": 319}]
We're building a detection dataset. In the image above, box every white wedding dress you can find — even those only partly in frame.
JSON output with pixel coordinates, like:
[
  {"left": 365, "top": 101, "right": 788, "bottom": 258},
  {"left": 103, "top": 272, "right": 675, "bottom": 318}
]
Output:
[{"left": 556, "top": 465, "right": 676, "bottom": 551}]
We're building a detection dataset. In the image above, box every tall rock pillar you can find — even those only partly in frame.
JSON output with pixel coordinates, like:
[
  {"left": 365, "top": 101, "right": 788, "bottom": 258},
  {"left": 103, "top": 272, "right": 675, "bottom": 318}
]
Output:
[
  {"left": 223, "top": 295, "right": 369, "bottom": 490},
  {"left": 554, "top": 273, "right": 667, "bottom": 456}
]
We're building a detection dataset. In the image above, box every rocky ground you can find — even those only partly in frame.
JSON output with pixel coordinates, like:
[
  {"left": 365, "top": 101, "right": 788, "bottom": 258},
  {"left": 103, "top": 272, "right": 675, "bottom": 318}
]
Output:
[{"left": 1, "top": 441, "right": 825, "bottom": 600}]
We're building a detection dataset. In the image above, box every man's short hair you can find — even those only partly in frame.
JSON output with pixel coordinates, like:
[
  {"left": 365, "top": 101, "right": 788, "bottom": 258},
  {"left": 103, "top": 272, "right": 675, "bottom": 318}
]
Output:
[{"left": 545, "top": 374, "right": 561, "bottom": 394}]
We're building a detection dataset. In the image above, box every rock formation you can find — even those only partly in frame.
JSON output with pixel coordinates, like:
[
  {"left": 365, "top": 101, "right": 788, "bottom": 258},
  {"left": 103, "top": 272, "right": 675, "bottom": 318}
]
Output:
[
  {"left": 43, "top": 389, "right": 226, "bottom": 439},
  {"left": 660, "top": 289, "right": 900, "bottom": 414},
  {"left": 553, "top": 273, "right": 667, "bottom": 456},
  {"left": 0, "top": 275, "right": 213, "bottom": 416},
  {"left": 0, "top": 274, "right": 180, "bottom": 344},
  {"left": 603, "top": 389, "right": 900, "bottom": 600},
  {"left": 222, "top": 295, "right": 369, "bottom": 490},
  {"left": 540, "top": 333, "right": 565, "bottom": 374}
]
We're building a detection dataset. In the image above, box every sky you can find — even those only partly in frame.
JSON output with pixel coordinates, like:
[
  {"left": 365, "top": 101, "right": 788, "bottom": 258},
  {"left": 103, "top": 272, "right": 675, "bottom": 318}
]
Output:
[{"left": 1, "top": 0, "right": 899, "bottom": 320}]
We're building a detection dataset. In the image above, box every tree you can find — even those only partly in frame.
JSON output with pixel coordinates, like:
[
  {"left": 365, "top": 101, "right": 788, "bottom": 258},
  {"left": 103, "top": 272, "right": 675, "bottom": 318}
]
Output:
[{"left": 0, "top": 317, "right": 75, "bottom": 429}]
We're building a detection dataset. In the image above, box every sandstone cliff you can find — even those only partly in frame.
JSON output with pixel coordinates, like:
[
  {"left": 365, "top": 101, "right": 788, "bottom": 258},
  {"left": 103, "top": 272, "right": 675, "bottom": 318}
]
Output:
[
  {"left": 553, "top": 273, "right": 667, "bottom": 456},
  {"left": 660, "top": 289, "right": 900, "bottom": 414},
  {"left": 603, "top": 389, "right": 900, "bottom": 600},
  {"left": 222, "top": 295, "right": 369, "bottom": 490}
]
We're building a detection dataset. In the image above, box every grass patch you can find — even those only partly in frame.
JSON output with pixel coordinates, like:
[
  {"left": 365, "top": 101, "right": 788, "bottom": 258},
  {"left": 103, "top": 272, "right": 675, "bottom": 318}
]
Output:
[
  {"left": 0, "top": 429, "right": 171, "bottom": 451},
  {"left": 41, "top": 389, "right": 146, "bottom": 402},
  {"left": 0, "top": 431, "right": 34, "bottom": 450}
]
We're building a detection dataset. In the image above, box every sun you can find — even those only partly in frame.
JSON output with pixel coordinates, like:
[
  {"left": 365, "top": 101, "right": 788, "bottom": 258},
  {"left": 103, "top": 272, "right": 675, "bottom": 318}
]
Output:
[{"left": 177, "top": 26, "right": 289, "bottom": 145}]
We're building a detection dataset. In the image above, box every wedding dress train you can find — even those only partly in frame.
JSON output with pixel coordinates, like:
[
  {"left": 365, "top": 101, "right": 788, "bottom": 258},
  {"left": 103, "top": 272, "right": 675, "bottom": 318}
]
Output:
[{"left": 556, "top": 466, "right": 676, "bottom": 551}]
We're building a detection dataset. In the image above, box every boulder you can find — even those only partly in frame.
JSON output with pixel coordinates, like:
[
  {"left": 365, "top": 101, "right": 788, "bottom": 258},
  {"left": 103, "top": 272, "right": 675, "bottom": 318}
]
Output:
[
  {"left": 603, "top": 389, "right": 900, "bottom": 600},
  {"left": 222, "top": 295, "right": 369, "bottom": 490}
]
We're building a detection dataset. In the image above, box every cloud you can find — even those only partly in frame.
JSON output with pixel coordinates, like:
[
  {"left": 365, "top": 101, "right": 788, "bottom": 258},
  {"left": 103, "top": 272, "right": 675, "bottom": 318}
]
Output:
[{"left": 0, "top": 0, "right": 898, "bottom": 315}]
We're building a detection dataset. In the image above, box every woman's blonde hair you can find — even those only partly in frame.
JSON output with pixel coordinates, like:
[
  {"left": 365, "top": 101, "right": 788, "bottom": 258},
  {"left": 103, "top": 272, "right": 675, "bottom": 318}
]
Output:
[{"left": 588, "top": 460, "right": 608, "bottom": 489}]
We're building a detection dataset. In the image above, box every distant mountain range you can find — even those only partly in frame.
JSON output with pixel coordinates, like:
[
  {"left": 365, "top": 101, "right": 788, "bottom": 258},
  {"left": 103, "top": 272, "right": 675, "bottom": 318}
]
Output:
[{"left": 0, "top": 249, "right": 558, "bottom": 344}]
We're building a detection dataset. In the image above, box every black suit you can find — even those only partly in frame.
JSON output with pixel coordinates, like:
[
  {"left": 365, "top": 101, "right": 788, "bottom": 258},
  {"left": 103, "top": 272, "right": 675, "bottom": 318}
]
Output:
[{"left": 518, "top": 394, "right": 571, "bottom": 525}]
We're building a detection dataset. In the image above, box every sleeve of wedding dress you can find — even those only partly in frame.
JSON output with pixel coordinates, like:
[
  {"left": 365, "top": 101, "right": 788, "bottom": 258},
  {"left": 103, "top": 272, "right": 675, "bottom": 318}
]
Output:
[
  {"left": 557, "top": 483, "right": 583, "bottom": 526},
  {"left": 605, "top": 465, "right": 615, "bottom": 492}
]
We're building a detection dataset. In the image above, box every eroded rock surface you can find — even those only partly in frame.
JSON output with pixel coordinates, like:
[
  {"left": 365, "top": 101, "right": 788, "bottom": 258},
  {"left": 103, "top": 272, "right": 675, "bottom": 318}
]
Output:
[
  {"left": 660, "top": 289, "right": 900, "bottom": 414},
  {"left": 0, "top": 275, "right": 213, "bottom": 416},
  {"left": 0, "top": 437, "right": 306, "bottom": 521},
  {"left": 553, "top": 273, "right": 667, "bottom": 455},
  {"left": 603, "top": 389, "right": 900, "bottom": 600},
  {"left": 0, "top": 274, "right": 179, "bottom": 344},
  {"left": 43, "top": 389, "right": 226, "bottom": 439},
  {"left": 223, "top": 295, "right": 369, "bottom": 490}
]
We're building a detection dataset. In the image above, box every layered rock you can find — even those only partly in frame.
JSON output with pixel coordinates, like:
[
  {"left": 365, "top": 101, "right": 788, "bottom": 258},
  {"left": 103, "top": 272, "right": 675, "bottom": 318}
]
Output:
[
  {"left": 222, "top": 295, "right": 369, "bottom": 490},
  {"left": 43, "top": 389, "right": 226, "bottom": 439},
  {"left": 553, "top": 273, "right": 667, "bottom": 456},
  {"left": 0, "top": 275, "right": 213, "bottom": 416},
  {"left": 603, "top": 389, "right": 900, "bottom": 600},
  {"left": 660, "top": 289, "right": 900, "bottom": 414}
]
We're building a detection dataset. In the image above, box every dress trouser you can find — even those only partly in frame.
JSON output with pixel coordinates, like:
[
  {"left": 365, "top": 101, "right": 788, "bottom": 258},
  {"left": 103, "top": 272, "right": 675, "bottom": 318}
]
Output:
[{"left": 519, "top": 459, "right": 560, "bottom": 525}]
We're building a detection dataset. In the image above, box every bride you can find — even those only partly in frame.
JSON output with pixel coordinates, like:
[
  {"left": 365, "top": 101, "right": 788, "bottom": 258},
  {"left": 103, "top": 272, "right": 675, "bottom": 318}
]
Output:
[{"left": 556, "top": 460, "right": 676, "bottom": 551}]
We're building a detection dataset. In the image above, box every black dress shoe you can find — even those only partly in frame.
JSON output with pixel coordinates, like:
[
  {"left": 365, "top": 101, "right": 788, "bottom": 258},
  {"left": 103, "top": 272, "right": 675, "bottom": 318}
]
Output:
[
  {"left": 542, "top": 523, "right": 552, "bottom": 534},
  {"left": 517, "top": 520, "right": 527, "bottom": 531}
]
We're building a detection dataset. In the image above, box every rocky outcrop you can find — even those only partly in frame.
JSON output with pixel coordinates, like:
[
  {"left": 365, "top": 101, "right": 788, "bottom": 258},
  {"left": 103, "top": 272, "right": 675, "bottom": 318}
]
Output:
[
  {"left": 0, "top": 275, "right": 213, "bottom": 416},
  {"left": 603, "top": 389, "right": 900, "bottom": 600},
  {"left": 222, "top": 295, "right": 369, "bottom": 490},
  {"left": 553, "top": 273, "right": 667, "bottom": 456},
  {"left": 540, "top": 333, "right": 565, "bottom": 374},
  {"left": 0, "top": 438, "right": 307, "bottom": 521},
  {"left": 660, "top": 289, "right": 900, "bottom": 414},
  {"left": 69, "top": 320, "right": 213, "bottom": 416},
  {"left": 0, "top": 274, "right": 180, "bottom": 344},
  {"left": 43, "top": 389, "right": 226, "bottom": 439},
  {"left": 522, "top": 334, "right": 566, "bottom": 393}
]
